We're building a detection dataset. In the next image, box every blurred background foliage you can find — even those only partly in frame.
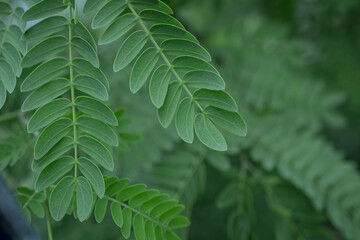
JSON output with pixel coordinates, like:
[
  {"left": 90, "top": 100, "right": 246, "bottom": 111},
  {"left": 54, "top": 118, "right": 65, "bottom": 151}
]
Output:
[{"left": 1, "top": 0, "right": 360, "bottom": 239}]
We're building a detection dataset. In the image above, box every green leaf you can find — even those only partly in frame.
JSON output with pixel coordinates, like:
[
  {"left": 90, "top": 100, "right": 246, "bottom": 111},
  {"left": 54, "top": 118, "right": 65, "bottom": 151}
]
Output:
[
  {"left": 140, "top": 9, "right": 183, "bottom": 29},
  {"left": 161, "top": 39, "right": 211, "bottom": 61},
  {"left": 184, "top": 70, "right": 225, "bottom": 90},
  {"left": 2, "top": 42, "right": 22, "bottom": 77},
  {"left": 78, "top": 135, "right": 114, "bottom": 171},
  {"left": 77, "top": 116, "right": 118, "bottom": 146},
  {"left": 28, "top": 200, "right": 45, "bottom": 218},
  {"left": 72, "top": 20, "right": 97, "bottom": 51},
  {"left": 72, "top": 36, "right": 99, "bottom": 68},
  {"left": 131, "top": 0, "right": 173, "bottom": 14},
  {"left": 78, "top": 157, "right": 105, "bottom": 198},
  {"left": 158, "top": 82, "right": 182, "bottom": 128},
  {"left": 22, "top": 0, "right": 67, "bottom": 21},
  {"left": 49, "top": 176, "right": 75, "bottom": 221},
  {"left": 28, "top": 98, "right": 71, "bottom": 133},
  {"left": 99, "top": 13, "right": 137, "bottom": 45},
  {"left": 149, "top": 65, "right": 171, "bottom": 108},
  {"left": 34, "top": 118, "right": 72, "bottom": 159},
  {"left": 117, "top": 184, "right": 147, "bottom": 202},
  {"left": 128, "top": 189, "right": 159, "bottom": 207},
  {"left": 175, "top": 98, "right": 194, "bottom": 143},
  {"left": 21, "top": 78, "right": 69, "bottom": 112},
  {"left": 0, "top": 81, "right": 6, "bottom": 109},
  {"left": 150, "top": 200, "right": 178, "bottom": 218},
  {"left": 205, "top": 106, "right": 247, "bottom": 137},
  {"left": 155, "top": 226, "right": 165, "bottom": 240},
  {"left": 23, "top": 16, "right": 67, "bottom": 41},
  {"left": 159, "top": 205, "right": 185, "bottom": 223},
  {"left": 84, "top": 0, "right": 106, "bottom": 15},
  {"left": 76, "top": 176, "right": 93, "bottom": 222},
  {"left": 168, "top": 216, "right": 190, "bottom": 229},
  {"left": 92, "top": 0, "right": 126, "bottom": 29},
  {"left": 145, "top": 221, "right": 156, "bottom": 240},
  {"left": 113, "top": 30, "right": 148, "bottom": 72},
  {"left": 35, "top": 156, "right": 74, "bottom": 191},
  {"left": 105, "top": 178, "right": 130, "bottom": 195},
  {"left": 0, "top": 59, "right": 16, "bottom": 93},
  {"left": 133, "top": 214, "right": 145, "bottom": 240},
  {"left": 73, "top": 58, "right": 109, "bottom": 90},
  {"left": 0, "top": 2, "right": 11, "bottom": 15},
  {"left": 75, "top": 96, "right": 118, "bottom": 126},
  {"left": 193, "top": 89, "right": 237, "bottom": 112},
  {"left": 21, "top": 36, "right": 68, "bottom": 68},
  {"left": 94, "top": 198, "right": 108, "bottom": 223},
  {"left": 74, "top": 75, "right": 108, "bottom": 101},
  {"left": 194, "top": 113, "right": 227, "bottom": 151},
  {"left": 130, "top": 47, "right": 159, "bottom": 93},
  {"left": 8, "top": 25, "right": 27, "bottom": 55},
  {"left": 165, "top": 231, "right": 181, "bottom": 240},
  {"left": 21, "top": 58, "right": 68, "bottom": 92},
  {"left": 14, "top": 7, "right": 26, "bottom": 31},
  {"left": 172, "top": 56, "right": 218, "bottom": 74},
  {"left": 139, "top": 194, "right": 168, "bottom": 213},
  {"left": 32, "top": 137, "right": 73, "bottom": 171},
  {"left": 150, "top": 24, "right": 198, "bottom": 43},
  {"left": 121, "top": 207, "right": 132, "bottom": 239},
  {"left": 111, "top": 202, "right": 123, "bottom": 228}
]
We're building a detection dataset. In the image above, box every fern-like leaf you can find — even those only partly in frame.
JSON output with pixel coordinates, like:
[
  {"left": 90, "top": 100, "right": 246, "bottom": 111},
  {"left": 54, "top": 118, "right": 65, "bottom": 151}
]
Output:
[
  {"left": 20, "top": 1, "right": 117, "bottom": 221},
  {"left": 94, "top": 176, "right": 190, "bottom": 240},
  {"left": 85, "top": 0, "right": 247, "bottom": 151},
  {"left": 246, "top": 116, "right": 360, "bottom": 239}
]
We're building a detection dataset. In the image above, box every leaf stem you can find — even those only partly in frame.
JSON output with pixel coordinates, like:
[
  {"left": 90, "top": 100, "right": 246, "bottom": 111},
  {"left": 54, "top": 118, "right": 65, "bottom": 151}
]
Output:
[
  {"left": 45, "top": 192, "right": 54, "bottom": 240},
  {"left": 68, "top": 5, "right": 78, "bottom": 179},
  {"left": 127, "top": 3, "right": 204, "bottom": 112}
]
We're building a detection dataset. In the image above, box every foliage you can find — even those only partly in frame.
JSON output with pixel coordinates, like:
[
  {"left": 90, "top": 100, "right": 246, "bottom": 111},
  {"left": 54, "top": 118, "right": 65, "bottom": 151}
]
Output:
[
  {"left": 0, "top": 0, "right": 26, "bottom": 109},
  {"left": 0, "top": 0, "right": 360, "bottom": 240}
]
